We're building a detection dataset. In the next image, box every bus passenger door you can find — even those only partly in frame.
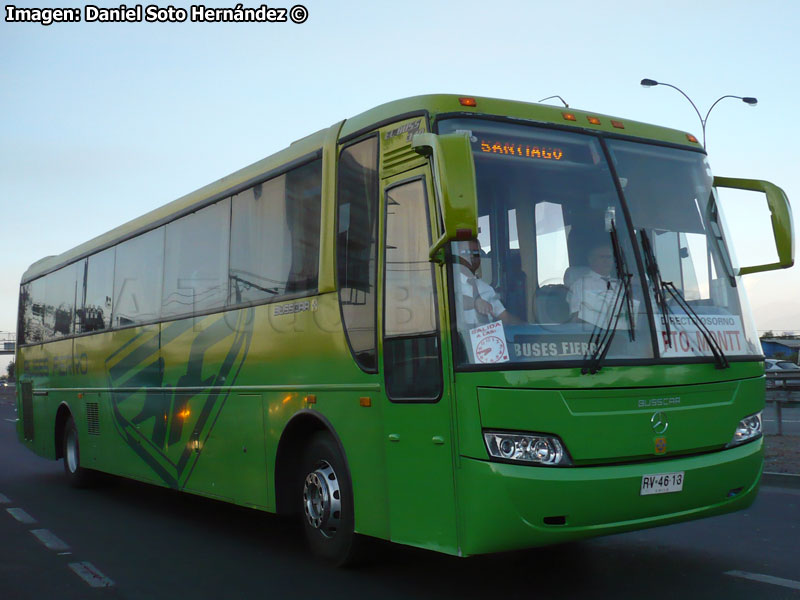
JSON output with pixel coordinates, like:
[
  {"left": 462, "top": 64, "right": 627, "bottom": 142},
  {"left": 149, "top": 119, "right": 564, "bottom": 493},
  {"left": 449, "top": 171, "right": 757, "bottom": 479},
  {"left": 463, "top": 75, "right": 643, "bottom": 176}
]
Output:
[{"left": 381, "top": 169, "right": 459, "bottom": 553}]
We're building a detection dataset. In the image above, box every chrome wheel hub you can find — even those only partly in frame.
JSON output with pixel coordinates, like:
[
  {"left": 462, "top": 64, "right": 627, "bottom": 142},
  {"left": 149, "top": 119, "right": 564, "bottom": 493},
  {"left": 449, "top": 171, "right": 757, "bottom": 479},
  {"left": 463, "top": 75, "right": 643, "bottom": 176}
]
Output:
[
  {"left": 302, "top": 460, "right": 341, "bottom": 538},
  {"left": 66, "top": 429, "right": 78, "bottom": 474}
]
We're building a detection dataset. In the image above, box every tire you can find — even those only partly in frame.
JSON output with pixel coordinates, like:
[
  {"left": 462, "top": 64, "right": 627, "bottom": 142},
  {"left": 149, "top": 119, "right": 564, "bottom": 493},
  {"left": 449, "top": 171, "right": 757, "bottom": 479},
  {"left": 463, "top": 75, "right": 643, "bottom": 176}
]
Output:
[
  {"left": 300, "top": 432, "right": 359, "bottom": 566},
  {"left": 62, "top": 416, "right": 94, "bottom": 488}
]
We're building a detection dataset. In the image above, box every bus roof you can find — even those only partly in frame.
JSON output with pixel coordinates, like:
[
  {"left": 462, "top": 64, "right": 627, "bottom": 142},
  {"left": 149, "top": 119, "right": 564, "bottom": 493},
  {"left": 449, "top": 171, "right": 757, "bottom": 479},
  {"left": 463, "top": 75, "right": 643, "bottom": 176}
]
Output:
[
  {"left": 338, "top": 94, "right": 702, "bottom": 147},
  {"left": 22, "top": 94, "right": 701, "bottom": 284}
]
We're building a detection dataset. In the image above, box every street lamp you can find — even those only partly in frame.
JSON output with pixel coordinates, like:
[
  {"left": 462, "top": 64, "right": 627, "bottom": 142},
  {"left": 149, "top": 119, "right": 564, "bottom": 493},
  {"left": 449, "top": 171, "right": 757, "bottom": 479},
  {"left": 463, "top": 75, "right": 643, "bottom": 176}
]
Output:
[{"left": 640, "top": 78, "right": 757, "bottom": 148}]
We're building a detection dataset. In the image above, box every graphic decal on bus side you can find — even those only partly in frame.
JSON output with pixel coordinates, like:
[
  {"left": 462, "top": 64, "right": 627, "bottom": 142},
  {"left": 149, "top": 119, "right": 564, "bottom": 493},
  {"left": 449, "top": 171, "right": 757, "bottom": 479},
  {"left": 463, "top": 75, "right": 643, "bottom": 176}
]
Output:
[{"left": 105, "top": 309, "right": 254, "bottom": 488}]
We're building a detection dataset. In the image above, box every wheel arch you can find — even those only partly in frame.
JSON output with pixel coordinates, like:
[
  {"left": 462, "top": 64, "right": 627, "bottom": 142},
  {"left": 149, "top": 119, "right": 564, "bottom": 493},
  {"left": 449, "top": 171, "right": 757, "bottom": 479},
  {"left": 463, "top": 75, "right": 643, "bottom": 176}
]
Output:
[{"left": 274, "top": 409, "right": 352, "bottom": 516}]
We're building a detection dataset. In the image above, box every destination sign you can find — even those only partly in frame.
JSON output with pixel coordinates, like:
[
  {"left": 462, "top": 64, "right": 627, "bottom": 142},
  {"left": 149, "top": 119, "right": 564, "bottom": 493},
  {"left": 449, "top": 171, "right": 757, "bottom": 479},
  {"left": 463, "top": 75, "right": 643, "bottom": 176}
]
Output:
[{"left": 478, "top": 139, "right": 564, "bottom": 161}]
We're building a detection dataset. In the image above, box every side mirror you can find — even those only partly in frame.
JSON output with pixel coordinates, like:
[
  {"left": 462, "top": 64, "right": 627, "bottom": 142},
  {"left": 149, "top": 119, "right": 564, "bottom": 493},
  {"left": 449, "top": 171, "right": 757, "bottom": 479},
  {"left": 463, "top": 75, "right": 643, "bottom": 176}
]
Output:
[
  {"left": 411, "top": 132, "right": 478, "bottom": 261},
  {"left": 714, "top": 177, "right": 794, "bottom": 275}
]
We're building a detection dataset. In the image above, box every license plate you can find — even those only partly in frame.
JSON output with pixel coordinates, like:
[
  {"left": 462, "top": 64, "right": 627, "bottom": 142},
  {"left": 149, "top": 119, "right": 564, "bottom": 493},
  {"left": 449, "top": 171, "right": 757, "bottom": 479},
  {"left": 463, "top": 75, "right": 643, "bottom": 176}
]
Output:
[{"left": 640, "top": 471, "right": 684, "bottom": 495}]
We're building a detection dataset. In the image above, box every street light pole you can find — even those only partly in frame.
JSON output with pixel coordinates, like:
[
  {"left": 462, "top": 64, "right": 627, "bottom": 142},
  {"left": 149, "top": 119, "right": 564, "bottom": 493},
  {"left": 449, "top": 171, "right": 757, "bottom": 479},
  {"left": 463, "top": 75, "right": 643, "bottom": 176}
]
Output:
[{"left": 640, "top": 78, "right": 757, "bottom": 148}]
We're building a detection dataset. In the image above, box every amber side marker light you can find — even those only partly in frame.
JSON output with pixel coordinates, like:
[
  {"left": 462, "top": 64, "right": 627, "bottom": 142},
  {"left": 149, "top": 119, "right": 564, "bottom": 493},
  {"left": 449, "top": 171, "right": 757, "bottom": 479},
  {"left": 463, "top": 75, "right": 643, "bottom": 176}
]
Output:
[
  {"left": 686, "top": 133, "right": 699, "bottom": 143},
  {"left": 562, "top": 112, "right": 577, "bottom": 121},
  {"left": 611, "top": 120, "right": 625, "bottom": 129},
  {"left": 359, "top": 397, "right": 372, "bottom": 407},
  {"left": 305, "top": 394, "right": 317, "bottom": 405},
  {"left": 459, "top": 97, "right": 477, "bottom": 107},
  {"left": 587, "top": 116, "right": 602, "bottom": 125}
]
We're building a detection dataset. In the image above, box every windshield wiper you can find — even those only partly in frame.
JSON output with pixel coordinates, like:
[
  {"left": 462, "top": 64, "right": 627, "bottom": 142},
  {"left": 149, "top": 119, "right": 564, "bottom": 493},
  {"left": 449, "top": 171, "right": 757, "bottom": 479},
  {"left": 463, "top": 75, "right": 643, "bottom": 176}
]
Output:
[
  {"left": 611, "top": 221, "right": 636, "bottom": 342},
  {"left": 638, "top": 229, "right": 728, "bottom": 369},
  {"left": 661, "top": 281, "right": 729, "bottom": 369},
  {"left": 639, "top": 230, "right": 672, "bottom": 347},
  {"left": 582, "top": 221, "right": 634, "bottom": 375}
]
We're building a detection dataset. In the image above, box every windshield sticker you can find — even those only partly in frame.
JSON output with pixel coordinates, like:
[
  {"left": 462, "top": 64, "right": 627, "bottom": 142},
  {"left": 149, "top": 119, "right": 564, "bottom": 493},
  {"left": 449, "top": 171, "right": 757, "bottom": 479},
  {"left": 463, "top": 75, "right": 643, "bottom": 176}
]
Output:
[
  {"left": 512, "top": 340, "right": 599, "bottom": 359},
  {"left": 658, "top": 314, "right": 746, "bottom": 356},
  {"left": 469, "top": 320, "right": 510, "bottom": 364}
]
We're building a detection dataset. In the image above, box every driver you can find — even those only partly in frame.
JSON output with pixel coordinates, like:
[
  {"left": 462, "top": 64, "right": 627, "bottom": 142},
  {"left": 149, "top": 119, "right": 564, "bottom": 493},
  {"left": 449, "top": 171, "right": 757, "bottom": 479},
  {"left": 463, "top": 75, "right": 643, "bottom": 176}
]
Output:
[{"left": 566, "top": 241, "right": 620, "bottom": 326}]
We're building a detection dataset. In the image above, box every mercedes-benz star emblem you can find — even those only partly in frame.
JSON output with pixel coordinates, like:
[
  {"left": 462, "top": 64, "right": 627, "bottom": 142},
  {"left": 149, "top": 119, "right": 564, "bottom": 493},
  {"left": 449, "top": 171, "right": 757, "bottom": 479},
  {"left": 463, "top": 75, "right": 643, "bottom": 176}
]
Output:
[{"left": 651, "top": 411, "right": 669, "bottom": 434}]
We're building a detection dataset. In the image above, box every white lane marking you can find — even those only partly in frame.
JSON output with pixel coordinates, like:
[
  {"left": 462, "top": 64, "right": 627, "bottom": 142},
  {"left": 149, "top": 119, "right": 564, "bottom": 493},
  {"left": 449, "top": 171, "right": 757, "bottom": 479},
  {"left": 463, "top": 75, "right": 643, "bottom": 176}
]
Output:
[
  {"left": 6, "top": 508, "right": 37, "bottom": 524},
  {"left": 3, "top": 418, "right": 18, "bottom": 423},
  {"left": 0, "top": 493, "right": 10, "bottom": 504},
  {"left": 30, "top": 528, "right": 70, "bottom": 552},
  {"left": 725, "top": 570, "right": 800, "bottom": 591},
  {"left": 760, "top": 486, "right": 800, "bottom": 497},
  {"left": 68, "top": 562, "right": 114, "bottom": 588},
  {"left": 764, "top": 419, "right": 800, "bottom": 423}
]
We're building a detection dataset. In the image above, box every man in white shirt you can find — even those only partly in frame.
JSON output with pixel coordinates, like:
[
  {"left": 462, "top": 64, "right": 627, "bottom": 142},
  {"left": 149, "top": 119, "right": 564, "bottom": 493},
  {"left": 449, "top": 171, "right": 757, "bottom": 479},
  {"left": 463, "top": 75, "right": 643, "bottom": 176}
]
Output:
[
  {"left": 453, "top": 240, "right": 521, "bottom": 328},
  {"left": 566, "top": 242, "right": 640, "bottom": 330},
  {"left": 565, "top": 243, "right": 618, "bottom": 325}
]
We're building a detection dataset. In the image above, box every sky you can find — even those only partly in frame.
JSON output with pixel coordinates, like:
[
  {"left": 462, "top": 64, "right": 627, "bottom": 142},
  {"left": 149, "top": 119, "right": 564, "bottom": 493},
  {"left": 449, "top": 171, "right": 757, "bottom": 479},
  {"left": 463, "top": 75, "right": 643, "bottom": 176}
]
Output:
[{"left": 2, "top": 0, "right": 799, "bottom": 374}]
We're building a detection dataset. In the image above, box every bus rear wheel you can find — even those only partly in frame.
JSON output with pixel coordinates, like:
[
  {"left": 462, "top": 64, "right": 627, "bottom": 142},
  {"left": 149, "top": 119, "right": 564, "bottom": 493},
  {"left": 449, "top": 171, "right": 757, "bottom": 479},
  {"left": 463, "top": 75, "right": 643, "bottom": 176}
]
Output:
[
  {"left": 62, "top": 416, "right": 94, "bottom": 488},
  {"left": 300, "top": 433, "right": 358, "bottom": 566}
]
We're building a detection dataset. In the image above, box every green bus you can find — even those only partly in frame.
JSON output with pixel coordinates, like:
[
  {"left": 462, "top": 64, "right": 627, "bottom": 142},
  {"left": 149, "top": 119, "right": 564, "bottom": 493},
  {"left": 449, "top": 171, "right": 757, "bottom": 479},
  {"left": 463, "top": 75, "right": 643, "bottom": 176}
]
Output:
[{"left": 15, "top": 95, "right": 794, "bottom": 564}]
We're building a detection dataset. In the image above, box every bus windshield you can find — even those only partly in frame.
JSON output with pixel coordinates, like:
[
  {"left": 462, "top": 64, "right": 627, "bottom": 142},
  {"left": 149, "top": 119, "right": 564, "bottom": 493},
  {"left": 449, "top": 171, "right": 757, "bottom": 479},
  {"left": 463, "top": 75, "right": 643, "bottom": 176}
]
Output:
[{"left": 438, "top": 118, "right": 760, "bottom": 369}]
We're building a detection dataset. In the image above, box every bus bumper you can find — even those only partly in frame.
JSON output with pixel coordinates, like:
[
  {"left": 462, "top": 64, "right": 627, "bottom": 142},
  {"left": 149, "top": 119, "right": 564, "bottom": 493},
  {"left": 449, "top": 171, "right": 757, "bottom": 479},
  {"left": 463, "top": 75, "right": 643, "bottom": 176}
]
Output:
[{"left": 456, "top": 438, "right": 762, "bottom": 556}]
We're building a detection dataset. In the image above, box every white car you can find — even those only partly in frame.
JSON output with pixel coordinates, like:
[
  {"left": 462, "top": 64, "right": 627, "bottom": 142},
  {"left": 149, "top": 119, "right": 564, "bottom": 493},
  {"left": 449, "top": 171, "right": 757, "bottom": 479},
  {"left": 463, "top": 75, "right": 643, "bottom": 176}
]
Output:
[{"left": 766, "top": 359, "right": 800, "bottom": 387}]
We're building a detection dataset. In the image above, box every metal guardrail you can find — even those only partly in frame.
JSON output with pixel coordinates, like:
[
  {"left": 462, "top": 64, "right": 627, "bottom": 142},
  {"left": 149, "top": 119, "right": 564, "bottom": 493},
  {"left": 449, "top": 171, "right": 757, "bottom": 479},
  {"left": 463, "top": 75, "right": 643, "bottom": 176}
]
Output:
[
  {"left": 765, "top": 376, "right": 800, "bottom": 435},
  {"left": 766, "top": 371, "right": 800, "bottom": 387}
]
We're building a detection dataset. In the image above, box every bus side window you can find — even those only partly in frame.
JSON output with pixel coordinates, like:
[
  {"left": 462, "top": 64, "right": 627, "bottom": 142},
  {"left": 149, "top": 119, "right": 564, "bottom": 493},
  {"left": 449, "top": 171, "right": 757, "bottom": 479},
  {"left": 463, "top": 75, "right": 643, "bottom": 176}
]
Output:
[
  {"left": 22, "top": 278, "right": 46, "bottom": 344},
  {"left": 229, "top": 159, "right": 322, "bottom": 305},
  {"left": 112, "top": 227, "right": 165, "bottom": 327},
  {"left": 43, "top": 262, "right": 82, "bottom": 340},
  {"left": 162, "top": 199, "right": 230, "bottom": 318},
  {"left": 383, "top": 177, "right": 442, "bottom": 401},
  {"left": 82, "top": 247, "right": 115, "bottom": 332},
  {"left": 337, "top": 137, "right": 379, "bottom": 372}
]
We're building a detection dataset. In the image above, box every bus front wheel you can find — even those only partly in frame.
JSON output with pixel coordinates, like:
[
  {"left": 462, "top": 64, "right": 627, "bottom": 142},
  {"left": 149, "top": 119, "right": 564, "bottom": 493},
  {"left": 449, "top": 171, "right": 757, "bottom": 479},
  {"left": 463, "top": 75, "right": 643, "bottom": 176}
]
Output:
[
  {"left": 62, "top": 416, "right": 93, "bottom": 488},
  {"left": 300, "top": 433, "right": 358, "bottom": 566}
]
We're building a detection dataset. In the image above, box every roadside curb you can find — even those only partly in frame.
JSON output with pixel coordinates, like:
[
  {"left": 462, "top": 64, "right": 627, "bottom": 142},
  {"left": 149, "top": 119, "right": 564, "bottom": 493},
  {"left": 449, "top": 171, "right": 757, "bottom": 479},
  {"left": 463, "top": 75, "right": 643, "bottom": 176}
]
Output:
[{"left": 762, "top": 471, "right": 800, "bottom": 489}]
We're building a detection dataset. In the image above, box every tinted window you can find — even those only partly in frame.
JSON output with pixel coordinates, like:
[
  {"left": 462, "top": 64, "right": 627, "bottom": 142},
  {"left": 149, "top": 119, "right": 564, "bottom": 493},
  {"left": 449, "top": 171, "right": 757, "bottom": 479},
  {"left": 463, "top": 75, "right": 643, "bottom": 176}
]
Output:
[
  {"left": 113, "top": 227, "right": 165, "bottom": 327},
  {"left": 337, "top": 138, "right": 379, "bottom": 371},
  {"left": 21, "top": 278, "right": 45, "bottom": 344},
  {"left": 82, "top": 247, "right": 115, "bottom": 332},
  {"left": 384, "top": 180, "right": 437, "bottom": 337},
  {"left": 229, "top": 159, "right": 321, "bottom": 304},
  {"left": 162, "top": 199, "right": 230, "bottom": 318},
  {"left": 17, "top": 285, "right": 29, "bottom": 345},
  {"left": 44, "top": 263, "right": 81, "bottom": 340},
  {"left": 383, "top": 178, "right": 441, "bottom": 401}
]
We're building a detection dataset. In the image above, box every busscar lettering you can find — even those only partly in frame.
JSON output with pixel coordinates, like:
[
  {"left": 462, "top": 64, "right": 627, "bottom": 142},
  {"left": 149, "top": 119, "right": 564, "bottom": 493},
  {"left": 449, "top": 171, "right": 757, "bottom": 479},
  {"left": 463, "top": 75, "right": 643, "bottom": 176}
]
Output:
[
  {"left": 5, "top": 5, "right": 81, "bottom": 26},
  {"left": 638, "top": 397, "right": 681, "bottom": 408},
  {"left": 384, "top": 119, "right": 423, "bottom": 142},
  {"left": 273, "top": 300, "right": 317, "bottom": 316}
]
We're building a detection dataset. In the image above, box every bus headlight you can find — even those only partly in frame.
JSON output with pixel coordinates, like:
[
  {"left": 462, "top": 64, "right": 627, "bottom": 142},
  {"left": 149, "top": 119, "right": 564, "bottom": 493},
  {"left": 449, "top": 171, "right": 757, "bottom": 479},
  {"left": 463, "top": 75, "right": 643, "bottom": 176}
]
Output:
[
  {"left": 726, "top": 412, "right": 762, "bottom": 447},
  {"left": 483, "top": 431, "right": 572, "bottom": 466}
]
